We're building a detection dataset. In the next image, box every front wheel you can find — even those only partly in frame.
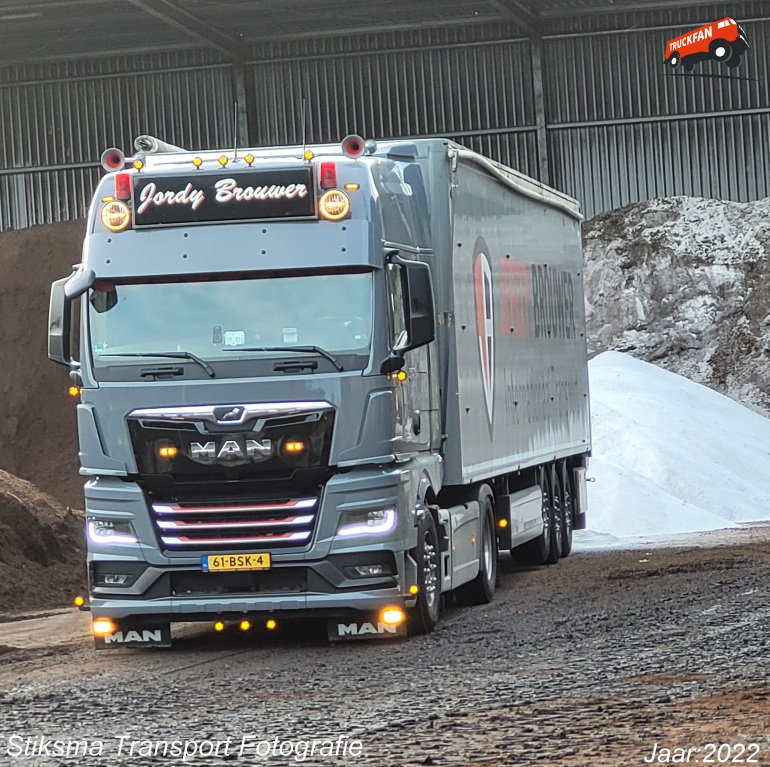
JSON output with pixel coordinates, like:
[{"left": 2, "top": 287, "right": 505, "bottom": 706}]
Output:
[
  {"left": 455, "top": 496, "right": 497, "bottom": 606},
  {"left": 408, "top": 511, "right": 441, "bottom": 635},
  {"left": 668, "top": 53, "right": 680, "bottom": 68}
]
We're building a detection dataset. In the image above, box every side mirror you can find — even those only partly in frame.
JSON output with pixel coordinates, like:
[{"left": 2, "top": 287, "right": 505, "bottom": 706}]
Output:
[
  {"left": 401, "top": 260, "right": 435, "bottom": 351},
  {"left": 64, "top": 268, "right": 95, "bottom": 300},
  {"left": 48, "top": 276, "right": 72, "bottom": 365}
]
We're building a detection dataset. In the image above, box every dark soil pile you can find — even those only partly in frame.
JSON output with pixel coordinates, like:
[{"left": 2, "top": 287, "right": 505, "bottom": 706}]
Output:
[
  {"left": 0, "top": 220, "right": 84, "bottom": 509},
  {"left": 0, "top": 468, "right": 85, "bottom": 615}
]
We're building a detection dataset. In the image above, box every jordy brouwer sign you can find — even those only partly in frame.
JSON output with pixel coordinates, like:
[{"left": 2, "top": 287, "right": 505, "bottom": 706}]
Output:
[{"left": 132, "top": 167, "right": 316, "bottom": 226}]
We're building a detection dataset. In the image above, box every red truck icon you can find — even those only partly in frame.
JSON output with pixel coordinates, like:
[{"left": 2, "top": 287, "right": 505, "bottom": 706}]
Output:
[{"left": 665, "top": 17, "right": 749, "bottom": 70}]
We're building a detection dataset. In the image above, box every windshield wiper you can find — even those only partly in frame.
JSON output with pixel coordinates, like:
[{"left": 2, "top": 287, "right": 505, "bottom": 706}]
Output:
[
  {"left": 224, "top": 345, "right": 344, "bottom": 372},
  {"left": 100, "top": 351, "right": 216, "bottom": 378}
]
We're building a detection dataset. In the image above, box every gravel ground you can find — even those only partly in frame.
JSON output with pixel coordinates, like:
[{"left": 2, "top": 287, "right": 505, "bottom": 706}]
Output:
[{"left": 1, "top": 527, "right": 769, "bottom": 767}]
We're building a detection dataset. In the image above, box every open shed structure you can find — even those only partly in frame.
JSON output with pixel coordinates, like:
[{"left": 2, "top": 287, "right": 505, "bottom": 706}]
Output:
[{"left": 0, "top": 0, "right": 768, "bottom": 229}]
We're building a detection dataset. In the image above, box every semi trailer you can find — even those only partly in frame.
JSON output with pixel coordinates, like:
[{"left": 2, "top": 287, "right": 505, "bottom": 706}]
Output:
[{"left": 48, "top": 135, "right": 591, "bottom": 647}]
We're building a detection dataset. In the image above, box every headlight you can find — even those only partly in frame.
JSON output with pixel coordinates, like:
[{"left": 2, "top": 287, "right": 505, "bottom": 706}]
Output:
[
  {"left": 87, "top": 518, "right": 138, "bottom": 545},
  {"left": 337, "top": 508, "right": 397, "bottom": 538}
]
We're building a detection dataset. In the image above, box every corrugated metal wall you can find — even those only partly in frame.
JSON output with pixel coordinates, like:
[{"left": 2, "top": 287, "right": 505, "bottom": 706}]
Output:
[
  {"left": 0, "top": 51, "right": 234, "bottom": 230},
  {"left": 1, "top": 10, "right": 768, "bottom": 229}
]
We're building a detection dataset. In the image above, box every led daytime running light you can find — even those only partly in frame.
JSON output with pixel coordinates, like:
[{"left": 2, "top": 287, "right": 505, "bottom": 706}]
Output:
[{"left": 338, "top": 509, "right": 397, "bottom": 538}]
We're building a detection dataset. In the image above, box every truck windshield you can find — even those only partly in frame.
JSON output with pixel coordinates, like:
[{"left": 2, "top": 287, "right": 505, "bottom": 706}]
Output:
[{"left": 88, "top": 271, "right": 373, "bottom": 370}]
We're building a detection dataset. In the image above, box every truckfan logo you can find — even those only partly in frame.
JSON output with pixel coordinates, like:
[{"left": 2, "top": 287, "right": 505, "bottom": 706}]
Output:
[
  {"left": 665, "top": 17, "right": 749, "bottom": 70},
  {"left": 473, "top": 239, "right": 495, "bottom": 430}
]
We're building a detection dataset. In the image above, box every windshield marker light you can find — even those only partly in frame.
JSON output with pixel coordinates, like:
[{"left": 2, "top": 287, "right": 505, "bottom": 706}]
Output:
[
  {"left": 338, "top": 508, "right": 397, "bottom": 538},
  {"left": 319, "top": 190, "right": 350, "bottom": 221},
  {"left": 101, "top": 201, "right": 131, "bottom": 232}
]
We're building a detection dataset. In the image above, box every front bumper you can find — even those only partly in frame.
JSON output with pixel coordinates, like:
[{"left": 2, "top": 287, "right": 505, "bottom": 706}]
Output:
[{"left": 85, "top": 465, "right": 424, "bottom": 622}]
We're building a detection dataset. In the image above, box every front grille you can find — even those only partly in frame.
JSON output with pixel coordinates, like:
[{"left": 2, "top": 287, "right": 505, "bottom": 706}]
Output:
[{"left": 150, "top": 497, "right": 318, "bottom": 550}]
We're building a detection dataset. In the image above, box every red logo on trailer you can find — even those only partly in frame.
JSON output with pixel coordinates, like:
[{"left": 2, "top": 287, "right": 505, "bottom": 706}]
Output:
[
  {"left": 664, "top": 17, "right": 749, "bottom": 70},
  {"left": 473, "top": 238, "right": 495, "bottom": 429}
]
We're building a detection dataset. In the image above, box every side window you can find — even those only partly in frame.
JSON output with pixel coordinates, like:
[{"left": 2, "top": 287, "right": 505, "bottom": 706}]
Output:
[{"left": 385, "top": 263, "right": 408, "bottom": 350}]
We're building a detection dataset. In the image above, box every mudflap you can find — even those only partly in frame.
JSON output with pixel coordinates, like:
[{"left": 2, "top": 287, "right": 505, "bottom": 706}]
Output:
[
  {"left": 327, "top": 617, "right": 407, "bottom": 642},
  {"left": 94, "top": 622, "right": 172, "bottom": 650}
]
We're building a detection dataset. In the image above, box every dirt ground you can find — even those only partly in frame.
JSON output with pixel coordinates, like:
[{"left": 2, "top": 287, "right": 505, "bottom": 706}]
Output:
[{"left": 1, "top": 527, "right": 768, "bottom": 767}]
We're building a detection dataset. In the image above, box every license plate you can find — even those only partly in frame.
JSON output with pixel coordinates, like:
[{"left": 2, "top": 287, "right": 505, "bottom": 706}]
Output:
[{"left": 201, "top": 553, "right": 271, "bottom": 572}]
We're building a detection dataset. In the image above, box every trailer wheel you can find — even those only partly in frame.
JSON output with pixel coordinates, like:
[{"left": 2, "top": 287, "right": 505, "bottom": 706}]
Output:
[
  {"left": 408, "top": 510, "right": 441, "bottom": 635},
  {"left": 545, "top": 466, "right": 563, "bottom": 565},
  {"left": 710, "top": 39, "right": 732, "bottom": 62},
  {"left": 558, "top": 462, "right": 574, "bottom": 558},
  {"left": 513, "top": 467, "right": 553, "bottom": 565},
  {"left": 455, "top": 496, "right": 497, "bottom": 606}
]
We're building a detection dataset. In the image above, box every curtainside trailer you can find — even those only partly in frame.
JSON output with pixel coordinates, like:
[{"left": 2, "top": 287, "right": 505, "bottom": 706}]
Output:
[{"left": 49, "top": 135, "right": 591, "bottom": 647}]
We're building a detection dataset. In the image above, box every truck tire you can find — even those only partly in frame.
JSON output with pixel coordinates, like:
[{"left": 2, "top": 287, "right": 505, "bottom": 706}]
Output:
[
  {"left": 668, "top": 52, "right": 680, "bottom": 68},
  {"left": 455, "top": 496, "right": 497, "bottom": 606},
  {"left": 513, "top": 468, "right": 553, "bottom": 565},
  {"left": 726, "top": 54, "right": 742, "bottom": 68},
  {"left": 544, "top": 466, "right": 562, "bottom": 565},
  {"left": 408, "top": 510, "right": 441, "bottom": 636},
  {"left": 558, "top": 461, "right": 574, "bottom": 558}
]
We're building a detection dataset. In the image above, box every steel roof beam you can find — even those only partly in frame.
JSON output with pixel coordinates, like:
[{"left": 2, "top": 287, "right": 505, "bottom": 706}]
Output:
[
  {"left": 486, "top": 0, "right": 541, "bottom": 36},
  {"left": 126, "top": 0, "right": 247, "bottom": 61},
  {"left": 537, "top": 0, "right": 732, "bottom": 16}
]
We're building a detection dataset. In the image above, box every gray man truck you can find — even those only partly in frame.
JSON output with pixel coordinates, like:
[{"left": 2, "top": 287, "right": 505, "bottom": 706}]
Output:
[{"left": 48, "top": 135, "right": 591, "bottom": 648}]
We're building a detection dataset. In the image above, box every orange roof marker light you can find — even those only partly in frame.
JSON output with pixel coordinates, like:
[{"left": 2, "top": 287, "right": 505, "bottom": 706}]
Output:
[
  {"left": 244, "top": 154, "right": 255, "bottom": 166},
  {"left": 219, "top": 155, "right": 229, "bottom": 167},
  {"left": 304, "top": 149, "right": 314, "bottom": 161},
  {"left": 193, "top": 157, "right": 203, "bottom": 169}
]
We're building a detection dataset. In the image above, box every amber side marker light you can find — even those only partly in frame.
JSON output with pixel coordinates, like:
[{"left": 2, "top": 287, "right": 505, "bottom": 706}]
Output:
[
  {"left": 381, "top": 608, "right": 405, "bottom": 626},
  {"left": 266, "top": 619, "right": 277, "bottom": 630},
  {"left": 408, "top": 585, "right": 419, "bottom": 595},
  {"left": 158, "top": 445, "right": 178, "bottom": 459},
  {"left": 93, "top": 619, "right": 115, "bottom": 635},
  {"left": 498, "top": 518, "right": 508, "bottom": 528},
  {"left": 214, "top": 621, "right": 225, "bottom": 632},
  {"left": 344, "top": 183, "right": 360, "bottom": 190},
  {"left": 74, "top": 596, "right": 85, "bottom": 607},
  {"left": 240, "top": 620, "right": 251, "bottom": 631},
  {"left": 68, "top": 386, "right": 81, "bottom": 397}
]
